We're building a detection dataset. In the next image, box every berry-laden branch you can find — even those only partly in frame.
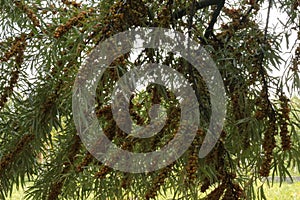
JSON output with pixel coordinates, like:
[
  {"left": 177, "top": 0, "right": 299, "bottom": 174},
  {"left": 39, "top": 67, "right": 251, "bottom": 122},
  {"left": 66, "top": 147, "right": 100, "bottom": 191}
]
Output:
[{"left": 0, "top": 33, "right": 28, "bottom": 111}]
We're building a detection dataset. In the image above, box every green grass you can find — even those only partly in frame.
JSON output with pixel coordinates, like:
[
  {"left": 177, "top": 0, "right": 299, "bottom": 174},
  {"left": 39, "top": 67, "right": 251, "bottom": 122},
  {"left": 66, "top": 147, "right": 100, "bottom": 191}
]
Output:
[
  {"left": 156, "top": 182, "right": 300, "bottom": 200},
  {"left": 7, "top": 181, "right": 300, "bottom": 199},
  {"left": 262, "top": 182, "right": 300, "bottom": 200}
]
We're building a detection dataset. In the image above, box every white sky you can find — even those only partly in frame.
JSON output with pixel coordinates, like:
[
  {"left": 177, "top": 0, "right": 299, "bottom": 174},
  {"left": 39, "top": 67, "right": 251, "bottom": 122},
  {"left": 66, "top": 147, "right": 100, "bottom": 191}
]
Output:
[{"left": 258, "top": 1, "right": 298, "bottom": 97}]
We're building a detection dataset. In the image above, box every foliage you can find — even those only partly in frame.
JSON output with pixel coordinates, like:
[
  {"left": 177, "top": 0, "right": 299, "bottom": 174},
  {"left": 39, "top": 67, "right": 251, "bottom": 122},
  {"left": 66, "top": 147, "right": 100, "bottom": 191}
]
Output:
[{"left": 0, "top": 0, "right": 299, "bottom": 199}]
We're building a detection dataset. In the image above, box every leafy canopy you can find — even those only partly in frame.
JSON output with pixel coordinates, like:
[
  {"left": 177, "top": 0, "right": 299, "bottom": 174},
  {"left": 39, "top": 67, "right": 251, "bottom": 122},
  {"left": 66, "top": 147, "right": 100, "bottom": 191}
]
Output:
[{"left": 0, "top": 0, "right": 299, "bottom": 199}]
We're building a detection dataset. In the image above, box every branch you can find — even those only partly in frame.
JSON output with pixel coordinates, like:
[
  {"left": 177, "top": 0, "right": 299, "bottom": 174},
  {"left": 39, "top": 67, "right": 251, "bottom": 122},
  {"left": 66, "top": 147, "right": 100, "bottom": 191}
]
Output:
[
  {"left": 240, "top": 0, "right": 261, "bottom": 23},
  {"left": 257, "top": 0, "right": 276, "bottom": 117},
  {"left": 263, "top": 0, "right": 272, "bottom": 41},
  {"left": 204, "top": 0, "right": 225, "bottom": 38},
  {"left": 172, "top": 0, "right": 220, "bottom": 20}
]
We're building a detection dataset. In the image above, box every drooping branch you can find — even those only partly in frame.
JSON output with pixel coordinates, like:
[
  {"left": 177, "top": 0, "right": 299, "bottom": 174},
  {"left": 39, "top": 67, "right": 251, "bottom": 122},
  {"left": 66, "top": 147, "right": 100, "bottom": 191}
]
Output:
[
  {"left": 187, "top": 0, "right": 203, "bottom": 119},
  {"left": 0, "top": 33, "right": 28, "bottom": 111},
  {"left": 14, "top": 0, "right": 41, "bottom": 27},
  {"left": 47, "top": 135, "right": 81, "bottom": 200},
  {"left": 255, "top": 0, "right": 279, "bottom": 177},
  {"left": 0, "top": 134, "right": 35, "bottom": 175}
]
